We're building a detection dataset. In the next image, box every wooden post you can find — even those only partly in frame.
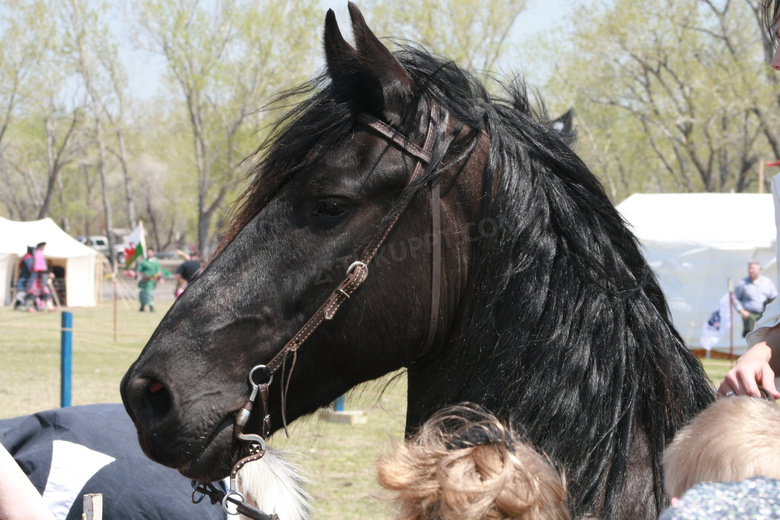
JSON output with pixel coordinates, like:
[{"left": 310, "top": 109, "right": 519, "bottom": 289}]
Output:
[
  {"left": 47, "top": 277, "right": 62, "bottom": 308},
  {"left": 83, "top": 493, "right": 103, "bottom": 520}
]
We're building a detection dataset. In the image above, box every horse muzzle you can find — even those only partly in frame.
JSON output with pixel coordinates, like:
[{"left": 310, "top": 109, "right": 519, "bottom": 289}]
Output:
[{"left": 120, "top": 369, "right": 240, "bottom": 481}]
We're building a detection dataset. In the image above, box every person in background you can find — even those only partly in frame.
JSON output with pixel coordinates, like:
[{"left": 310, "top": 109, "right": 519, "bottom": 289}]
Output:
[
  {"left": 28, "top": 242, "right": 57, "bottom": 312},
  {"left": 136, "top": 248, "right": 161, "bottom": 312},
  {"left": 14, "top": 245, "right": 35, "bottom": 311},
  {"left": 30, "top": 242, "right": 47, "bottom": 292},
  {"left": 660, "top": 396, "right": 780, "bottom": 518},
  {"left": 717, "top": 0, "right": 780, "bottom": 399},
  {"left": 733, "top": 261, "right": 777, "bottom": 336},
  {"left": 174, "top": 249, "right": 201, "bottom": 297},
  {"left": 376, "top": 404, "right": 571, "bottom": 520}
]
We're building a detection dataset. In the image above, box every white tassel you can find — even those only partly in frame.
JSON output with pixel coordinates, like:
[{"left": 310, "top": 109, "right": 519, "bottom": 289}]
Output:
[{"left": 237, "top": 448, "right": 312, "bottom": 520}]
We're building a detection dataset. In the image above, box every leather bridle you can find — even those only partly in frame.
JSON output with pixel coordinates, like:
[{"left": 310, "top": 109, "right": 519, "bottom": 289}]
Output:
[
  {"left": 192, "top": 106, "right": 448, "bottom": 517},
  {"left": 264, "top": 106, "right": 446, "bottom": 381}
]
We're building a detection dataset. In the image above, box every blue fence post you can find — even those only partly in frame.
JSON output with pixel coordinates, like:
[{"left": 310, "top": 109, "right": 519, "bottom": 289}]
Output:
[
  {"left": 334, "top": 395, "right": 345, "bottom": 412},
  {"left": 61, "top": 311, "right": 72, "bottom": 408}
]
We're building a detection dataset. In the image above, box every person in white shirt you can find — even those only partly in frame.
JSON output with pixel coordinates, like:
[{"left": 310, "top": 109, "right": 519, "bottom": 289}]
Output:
[{"left": 718, "top": 1, "right": 780, "bottom": 399}]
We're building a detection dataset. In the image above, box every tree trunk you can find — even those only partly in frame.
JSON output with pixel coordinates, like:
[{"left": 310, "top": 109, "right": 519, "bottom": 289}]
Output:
[
  {"left": 37, "top": 111, "right": 78, "bottom": 219},
  {"left": 116, "top": 129, "right": 136, "bottom": 228},
  {"left": 95, "top": 115, "right": 115, "bottom": 266}
]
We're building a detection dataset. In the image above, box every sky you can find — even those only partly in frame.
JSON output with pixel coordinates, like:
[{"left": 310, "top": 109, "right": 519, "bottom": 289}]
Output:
[
  {"left": 123, "top": 0, "right": 569, "bottom": 101},
  {"left": 319, "top": 0, "right": 569, "bottom": 37},
  {"left": 315, "top": 0, "right": 570, "bottom": 78}
]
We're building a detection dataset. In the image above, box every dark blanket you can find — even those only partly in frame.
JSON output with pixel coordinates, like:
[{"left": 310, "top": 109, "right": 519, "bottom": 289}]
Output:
[{"left": 0, "top": 403, "right": 225, "bottom": 520}]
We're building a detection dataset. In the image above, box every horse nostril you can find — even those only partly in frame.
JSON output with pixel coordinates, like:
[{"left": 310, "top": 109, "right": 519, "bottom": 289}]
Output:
[{"left": 146, "top": 379, "right": 172, "bottom": 417}]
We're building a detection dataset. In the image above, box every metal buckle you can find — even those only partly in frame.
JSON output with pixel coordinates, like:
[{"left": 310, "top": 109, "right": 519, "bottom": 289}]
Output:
[{"left": 346, "top": 261, "right": 367, "bottom": 276}]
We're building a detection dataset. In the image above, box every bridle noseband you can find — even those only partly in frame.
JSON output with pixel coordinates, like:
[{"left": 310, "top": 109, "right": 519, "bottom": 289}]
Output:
[{"left": 193, "top": 106, "right": 448, "bottom": 518}]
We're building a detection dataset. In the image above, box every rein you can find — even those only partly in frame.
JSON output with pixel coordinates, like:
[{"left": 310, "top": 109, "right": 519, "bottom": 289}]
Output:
[{"left": 194, "top": 107, "right": 447, "bottom": 518}]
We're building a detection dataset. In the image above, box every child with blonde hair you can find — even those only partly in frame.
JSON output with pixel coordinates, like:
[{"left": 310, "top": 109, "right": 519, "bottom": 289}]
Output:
[
  {"left": 661, "top": 396, "right": 780, "bottom": 518},
  {"left": 663, "top": 396, "right": 780, "bottom": 498},
  {"left": 377, "top": 404, "right": 570, "bottom": 520}
]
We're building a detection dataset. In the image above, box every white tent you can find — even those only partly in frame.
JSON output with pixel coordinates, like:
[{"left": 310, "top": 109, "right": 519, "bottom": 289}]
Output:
[
  {"left": 0, "top": 218, "right": 98, "bottom": 307},
  {"left": 616, "top": 193, "right": 776, "bottom": 354}
]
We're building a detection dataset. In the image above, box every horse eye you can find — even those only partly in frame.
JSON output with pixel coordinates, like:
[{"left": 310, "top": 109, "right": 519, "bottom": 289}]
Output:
[{"left": 314, "top": 200, "right": 348, "bottom": 219}]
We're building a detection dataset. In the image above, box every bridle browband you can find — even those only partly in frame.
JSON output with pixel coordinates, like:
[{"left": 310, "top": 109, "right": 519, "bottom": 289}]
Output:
[{"left": 193, "top": 106, "right": 448, "bottom": 518}]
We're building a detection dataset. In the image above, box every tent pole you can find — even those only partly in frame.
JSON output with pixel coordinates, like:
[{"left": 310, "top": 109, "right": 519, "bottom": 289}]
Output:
[
  {"left": 113, "top": 272, "right": 118, "bottom": 343},
  {"left": 113, "top": 251, "right": 119, "bottom": 343},
  {"left": 728, "top": 278, "right": 734, "bottom": 365}
]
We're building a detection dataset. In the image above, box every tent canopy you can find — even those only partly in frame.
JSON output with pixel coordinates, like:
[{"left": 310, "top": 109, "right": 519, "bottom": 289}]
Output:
[
  {"left": 618, "top": 193, "right": 775, "bottom": 250},
  {"left": 0, "top": 217, "right": 98, "bottom": 307},
  {"left": 617, "top": 193, "right": 776, "bottom": 353}
]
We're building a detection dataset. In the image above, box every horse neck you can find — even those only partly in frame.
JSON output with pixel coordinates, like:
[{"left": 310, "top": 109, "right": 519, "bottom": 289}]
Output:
[{"left": 405, "top": 347, "right": 499, "bottom": 435}]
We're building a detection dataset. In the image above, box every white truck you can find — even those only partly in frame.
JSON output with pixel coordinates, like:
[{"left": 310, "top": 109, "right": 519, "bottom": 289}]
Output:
[{"left": 77, "top": 235, "right": 125, "bottom": 264}]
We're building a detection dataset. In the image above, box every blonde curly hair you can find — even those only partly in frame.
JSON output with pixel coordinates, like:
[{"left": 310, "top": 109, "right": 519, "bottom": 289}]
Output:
[{"left": 377, "top": 404, "right": 570, "bottom": 520}]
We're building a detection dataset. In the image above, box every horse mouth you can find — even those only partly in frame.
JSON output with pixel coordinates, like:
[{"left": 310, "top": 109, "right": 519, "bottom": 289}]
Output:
[
  {"left": 175, "top": 404, "right": 269, "bottom": 482},
  {"left": 172, "top": 415, "right": 241, "bottom": 482}
]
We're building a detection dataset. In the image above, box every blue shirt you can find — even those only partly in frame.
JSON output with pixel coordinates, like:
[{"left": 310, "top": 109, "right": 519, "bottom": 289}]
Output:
[{"left": 734, "top": 275, "right": 777, "bottom": 314}]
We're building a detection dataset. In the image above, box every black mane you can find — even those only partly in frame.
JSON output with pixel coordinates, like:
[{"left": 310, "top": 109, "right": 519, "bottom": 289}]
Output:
[{"left": 223, "top": 45, "right": 715, "bottom": 518}]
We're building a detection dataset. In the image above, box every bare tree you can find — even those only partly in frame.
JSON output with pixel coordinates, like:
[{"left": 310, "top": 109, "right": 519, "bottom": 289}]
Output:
[
  {"left": 134, "top": 0, "right": 321, "bottom": 249},
  {"left": 37, "top": 102, "right": 83, "bottom": 219},
  {"left": 362, "top": 0, "right": 528, "bottom": 78},
  {"left": 544, "top": 0, "right": 778, "bottom": 199},
  {"left": 0, "top": 0, "right": 50, "bottom": 150}
]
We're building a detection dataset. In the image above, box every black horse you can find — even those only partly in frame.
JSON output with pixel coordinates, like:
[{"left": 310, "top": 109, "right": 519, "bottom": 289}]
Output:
[{"left": 121, "top": 4, "right": 714, "bottom": 519}]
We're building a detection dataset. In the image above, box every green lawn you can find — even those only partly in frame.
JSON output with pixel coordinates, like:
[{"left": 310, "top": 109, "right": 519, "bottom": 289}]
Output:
[
  {"left": 0, "top": 301, "right": 407, "bottom": 519},
  {"left": 0, "top": 300, "right": 169, "bottom": 416},
  {"left": 700, "top": 357, "right": 733, "bottom": 387},
  {"left": 0, "top": 303, "right": 735, "bottom": 519}
]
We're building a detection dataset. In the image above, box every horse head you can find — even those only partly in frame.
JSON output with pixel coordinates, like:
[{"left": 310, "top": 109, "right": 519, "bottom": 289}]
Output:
[
  {"left": 121, "top": 2, "right": 482, "bottom": 482},
  {"left": 122, "top": 4, "right": 715, "bottom": 518}
]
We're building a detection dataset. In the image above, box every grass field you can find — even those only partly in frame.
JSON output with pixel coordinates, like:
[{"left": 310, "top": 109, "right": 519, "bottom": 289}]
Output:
[{"left": 0, "top": 302, "right": 736, "bottom": 519}]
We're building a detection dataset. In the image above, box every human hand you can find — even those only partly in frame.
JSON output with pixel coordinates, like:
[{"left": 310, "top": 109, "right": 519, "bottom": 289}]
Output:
[
  {"left": 0, "top": 445, "right": 54, "bottom": 520},
  {"left": 717, "top": 343, "right": 780, "bottom": 399}
]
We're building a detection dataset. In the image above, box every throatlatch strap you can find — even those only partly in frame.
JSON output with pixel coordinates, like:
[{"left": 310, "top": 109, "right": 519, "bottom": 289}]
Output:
[{"left": 421, "top": 177, "right": 442, "bottom": 358}]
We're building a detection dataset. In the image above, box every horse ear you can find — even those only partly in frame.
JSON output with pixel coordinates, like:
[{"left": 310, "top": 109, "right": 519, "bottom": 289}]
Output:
[
  {"left": 324, "top": 9, "right": 357, "bottom": 81},
  {"left": 347, "top": 2, "right": 413, "bottom": 126}
]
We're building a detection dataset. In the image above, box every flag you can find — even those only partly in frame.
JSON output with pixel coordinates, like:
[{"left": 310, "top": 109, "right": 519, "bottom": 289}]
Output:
[
  {"left": 700, "top": 292, "right": 732, "bottom": 350},
  {"left": 552, "top": 108, "right": 574, "bottom": 134},
  {"left": 122, "top": 222, "right": 146, "bottom": 269}
]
